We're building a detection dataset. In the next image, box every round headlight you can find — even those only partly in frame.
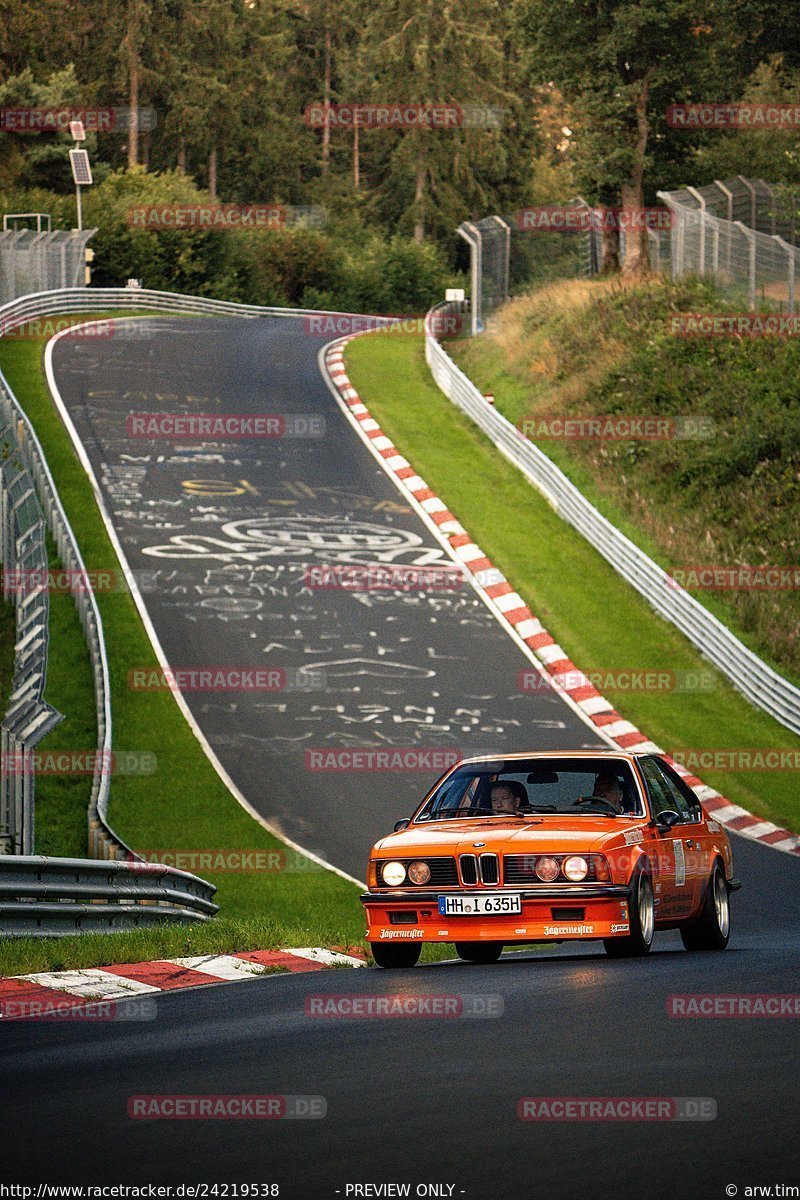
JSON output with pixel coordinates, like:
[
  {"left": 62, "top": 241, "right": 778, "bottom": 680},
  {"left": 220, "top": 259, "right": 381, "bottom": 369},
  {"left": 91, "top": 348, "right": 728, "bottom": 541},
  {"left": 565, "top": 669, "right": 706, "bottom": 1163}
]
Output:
[
  {"left": 535, "top": 856, "right": 560, "bottom": 882},
  {"left": 381, "top": 860, "right": 406, "bottom": 887},
  {"left": 563, "top": 855, "right": 589, "bottom": 882},
  {"left": 408, "top": 860, "right": 431, "bottom": 885}
]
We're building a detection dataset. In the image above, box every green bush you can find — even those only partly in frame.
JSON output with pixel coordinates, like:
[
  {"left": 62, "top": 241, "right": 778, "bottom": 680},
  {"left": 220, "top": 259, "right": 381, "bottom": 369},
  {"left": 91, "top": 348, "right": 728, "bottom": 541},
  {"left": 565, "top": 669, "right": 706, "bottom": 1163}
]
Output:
[{"left": 1, "top": 170, "right": 455, "bottom": 313}]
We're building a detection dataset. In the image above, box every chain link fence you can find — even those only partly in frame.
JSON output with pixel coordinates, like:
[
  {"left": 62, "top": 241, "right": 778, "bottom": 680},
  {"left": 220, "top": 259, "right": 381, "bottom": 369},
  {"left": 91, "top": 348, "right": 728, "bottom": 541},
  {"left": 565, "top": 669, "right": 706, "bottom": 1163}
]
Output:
[
  {"left": 458, "top": 199, "right": 598, "bottom": 334},
  {"left": 461, "top": 178, "right": 799, "bottom": 326},
  {"left": 0, "top": 229, "right": 96, "bottom": 304},
  {"left": 658, "top": 177, "right": 799, "bottom": 311},
  {"left": 0, "top": 415, "right": 63, "bottom": 854}
]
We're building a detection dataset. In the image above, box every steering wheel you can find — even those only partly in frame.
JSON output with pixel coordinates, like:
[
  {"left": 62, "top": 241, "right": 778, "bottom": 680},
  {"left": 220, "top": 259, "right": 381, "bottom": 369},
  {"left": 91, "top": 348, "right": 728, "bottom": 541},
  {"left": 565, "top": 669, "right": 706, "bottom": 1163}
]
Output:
[{"left": 571, "top": 795, "right": 619, "bottom": 815}]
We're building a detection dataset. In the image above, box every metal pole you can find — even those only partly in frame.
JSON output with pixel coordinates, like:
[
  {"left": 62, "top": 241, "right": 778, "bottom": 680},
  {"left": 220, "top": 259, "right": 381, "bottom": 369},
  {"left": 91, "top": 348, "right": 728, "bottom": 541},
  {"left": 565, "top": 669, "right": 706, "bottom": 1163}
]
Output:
[
  {"left": 688, "top": 187, "right": 707, "bottom": 274},
  {"left": 457, "top": 222, "right": 480, "bottom": 337},
  {"left": 492, "top": 215, "right": 511, "bottom": 303},
  {"left": 737, "top": 176, "right": 756, "bottom": 230},
  {"left": 715, "top": 180, "right": 734, "bottom": 278},
  {"left": 735, "top": 222, "right": 757, "bottom": 310},
  {"left": 774, "top": 236, "right": 795, "bottom": 315},
  {"left": 76, "top": 183, "right": 83, "bottom": 232}
]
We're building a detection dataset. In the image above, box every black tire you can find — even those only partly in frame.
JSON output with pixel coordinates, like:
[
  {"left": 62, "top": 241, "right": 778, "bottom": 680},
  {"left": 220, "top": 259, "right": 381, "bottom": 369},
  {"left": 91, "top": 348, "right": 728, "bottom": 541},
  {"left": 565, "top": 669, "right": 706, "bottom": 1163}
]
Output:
[
  {"left": 603, "top": 867, "right": 655, "bottom": 958},
  {"left": 369, "top": 941, "right": 422, "bottom": 968},
  {"left": 455, "top": 942, "right": 503, "bottom": 964},
  {"left": 680, "top": 861, "right": 730, "bottom": 951}
]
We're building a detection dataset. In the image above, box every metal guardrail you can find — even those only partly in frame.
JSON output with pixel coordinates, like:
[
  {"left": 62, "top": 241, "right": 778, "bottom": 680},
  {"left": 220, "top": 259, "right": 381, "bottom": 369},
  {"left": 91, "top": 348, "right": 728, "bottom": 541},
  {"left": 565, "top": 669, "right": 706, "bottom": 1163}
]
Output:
[
  {"left": 0, "top": 287, "right": 391, "bottom": 861},
  {"left": 0, "top": 855, "right": 217, "bottom": 935},
  {"left": 425, "top": 301, "right": 800, "bottom": 738},
  {"left": 0, "top": 286, "right": 384, "bottom": 933}
]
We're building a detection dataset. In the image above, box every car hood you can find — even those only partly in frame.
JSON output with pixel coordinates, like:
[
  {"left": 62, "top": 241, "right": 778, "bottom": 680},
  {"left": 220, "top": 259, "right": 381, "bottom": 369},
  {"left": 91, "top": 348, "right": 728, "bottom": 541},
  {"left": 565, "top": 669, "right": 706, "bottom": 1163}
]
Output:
[{"left": 374, "top": 816, "right": 644, "bottom": 856}]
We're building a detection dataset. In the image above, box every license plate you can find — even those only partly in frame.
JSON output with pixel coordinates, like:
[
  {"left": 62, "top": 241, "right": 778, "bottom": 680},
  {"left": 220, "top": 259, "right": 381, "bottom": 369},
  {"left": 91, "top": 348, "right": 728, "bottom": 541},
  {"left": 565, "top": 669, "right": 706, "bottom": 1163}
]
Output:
[{"left": 438, "top": 892, "right": 522, "bottom": 916}]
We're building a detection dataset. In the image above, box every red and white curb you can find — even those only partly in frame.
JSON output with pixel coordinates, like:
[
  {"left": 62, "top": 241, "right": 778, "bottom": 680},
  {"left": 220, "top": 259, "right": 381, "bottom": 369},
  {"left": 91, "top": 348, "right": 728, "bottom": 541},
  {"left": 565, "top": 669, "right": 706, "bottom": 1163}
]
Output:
[
  {"left": 0, "top": 948, "right": 365, "bottom": 1018},
  {"left": 323, "top": 338, "right": 799, "bottom": 858}
]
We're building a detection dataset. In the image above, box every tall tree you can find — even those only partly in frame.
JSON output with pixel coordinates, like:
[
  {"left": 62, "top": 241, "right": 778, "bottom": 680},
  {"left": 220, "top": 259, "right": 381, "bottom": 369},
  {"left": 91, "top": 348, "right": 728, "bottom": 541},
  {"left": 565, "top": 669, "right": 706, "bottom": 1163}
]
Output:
[
  {"left": 358, "top": 0, "right": 515, "bottom": 242},
  {"left": 514, "top": 0, "right": 734, "bottom": 274}
]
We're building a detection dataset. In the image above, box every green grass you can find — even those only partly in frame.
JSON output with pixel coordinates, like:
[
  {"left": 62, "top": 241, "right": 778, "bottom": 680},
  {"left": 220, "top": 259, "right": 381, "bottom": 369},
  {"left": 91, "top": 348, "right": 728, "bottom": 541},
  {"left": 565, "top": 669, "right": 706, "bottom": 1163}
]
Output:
[
  {"left": 0, "top": 917, "right": 368, "bottom": 979},
  {"left": 344, "top": 331, "right": 800, "bottom": 835},
  {"left": 0, "top": 312, "right": 377, "bottom": 977},
  {"left": 454, "top": 276, "right": 800, "bottom": 683}
]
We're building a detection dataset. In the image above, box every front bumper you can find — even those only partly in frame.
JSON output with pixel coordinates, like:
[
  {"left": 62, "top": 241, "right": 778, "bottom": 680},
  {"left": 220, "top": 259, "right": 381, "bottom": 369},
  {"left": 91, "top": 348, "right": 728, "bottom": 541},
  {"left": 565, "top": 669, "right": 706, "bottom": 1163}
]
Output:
[{"left": 361, "top": 884, "right": 633, "bottom": 944}]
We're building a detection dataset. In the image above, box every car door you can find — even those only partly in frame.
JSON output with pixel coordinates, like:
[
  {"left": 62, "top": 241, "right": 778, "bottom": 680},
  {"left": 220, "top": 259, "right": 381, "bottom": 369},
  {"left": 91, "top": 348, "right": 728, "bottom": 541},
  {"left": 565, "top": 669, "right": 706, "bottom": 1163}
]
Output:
[
  {"left": 654, "top": 758, "right": 711, "bottom": 913},
  {"left": 637, "top": 757, "right": 696, "bottom": 920}
]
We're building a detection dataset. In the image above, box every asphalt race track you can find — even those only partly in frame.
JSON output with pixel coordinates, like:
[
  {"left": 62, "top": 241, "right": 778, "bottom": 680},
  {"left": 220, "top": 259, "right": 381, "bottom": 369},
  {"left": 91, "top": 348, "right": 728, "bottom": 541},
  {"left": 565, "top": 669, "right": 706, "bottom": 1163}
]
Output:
[
  {"left": 2, "top": 834, "right": 799, "bottom": 1197},
  {"left": 2, "top": 315, "right": 797, "bottom": 1199},
  {"left": 48, "top": 315, "right": 604, "bottom": 877}
]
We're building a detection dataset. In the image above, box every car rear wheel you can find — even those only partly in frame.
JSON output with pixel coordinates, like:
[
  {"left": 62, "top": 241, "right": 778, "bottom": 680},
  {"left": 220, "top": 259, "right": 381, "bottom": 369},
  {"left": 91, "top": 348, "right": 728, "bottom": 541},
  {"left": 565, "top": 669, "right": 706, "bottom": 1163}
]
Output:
[
  {"left": 603, "top": 868, "right": 654, "bottom": 958},
  {"left": 369, "top": 941, "right": 422, "bottom": 968},
  {"left": 455, "top": 942, "right": 503, "bottom": 964},
  {"left": 680, "top": 862, "right": 730, "bottom": 951}
]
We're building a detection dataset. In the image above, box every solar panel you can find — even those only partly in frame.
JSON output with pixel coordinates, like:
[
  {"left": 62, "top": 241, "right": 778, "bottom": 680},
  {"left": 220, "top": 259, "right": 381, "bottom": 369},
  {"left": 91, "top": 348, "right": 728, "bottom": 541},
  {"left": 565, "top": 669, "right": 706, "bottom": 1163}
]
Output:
[{"left": 69, "top": 148, "right": 93, "bottom": 186}]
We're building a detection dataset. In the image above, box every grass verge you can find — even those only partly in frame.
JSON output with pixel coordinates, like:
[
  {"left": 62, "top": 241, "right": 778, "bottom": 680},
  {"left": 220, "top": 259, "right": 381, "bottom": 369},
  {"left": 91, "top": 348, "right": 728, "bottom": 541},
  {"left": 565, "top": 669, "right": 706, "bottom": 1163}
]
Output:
[
  {"left": 344, "top": 331, "right": 800, "bottom": 834},
  {"left": 0, "top": 312, "right": 380, "bottom": 977},
  {"left": 451, "top": 276, "right": 800, "bottom": 684}
]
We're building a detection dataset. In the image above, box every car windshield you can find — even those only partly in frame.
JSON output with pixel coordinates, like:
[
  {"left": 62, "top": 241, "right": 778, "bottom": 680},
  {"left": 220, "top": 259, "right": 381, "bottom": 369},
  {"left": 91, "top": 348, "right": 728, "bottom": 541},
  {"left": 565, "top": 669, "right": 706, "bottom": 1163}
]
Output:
[{"left": 416, "top": 758, "right": 643, "bottom": 820}]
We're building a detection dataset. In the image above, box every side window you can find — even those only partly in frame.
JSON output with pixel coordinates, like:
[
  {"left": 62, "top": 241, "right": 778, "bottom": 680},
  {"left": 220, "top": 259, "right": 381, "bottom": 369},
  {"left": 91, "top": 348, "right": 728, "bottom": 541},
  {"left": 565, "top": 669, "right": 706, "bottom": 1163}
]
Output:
[
  {"left": 657, "top": 760, "right": 702, "bottom": 821},
  {"left": 638, "top": 758, "right": 676, "bottom": 818},
  {"left": 649, "top": 759, "right": 693, "bottom": 821}
]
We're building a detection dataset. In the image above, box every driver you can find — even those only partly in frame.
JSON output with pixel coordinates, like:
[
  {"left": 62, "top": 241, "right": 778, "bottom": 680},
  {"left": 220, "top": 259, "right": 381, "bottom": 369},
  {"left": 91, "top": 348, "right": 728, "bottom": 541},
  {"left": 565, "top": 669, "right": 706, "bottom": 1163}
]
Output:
[
  {"left": 490, "top": 780, "right": 527, "bottom": 815},
  {"left": 593, "top": 771, "right": 625, "bottom": 814}
]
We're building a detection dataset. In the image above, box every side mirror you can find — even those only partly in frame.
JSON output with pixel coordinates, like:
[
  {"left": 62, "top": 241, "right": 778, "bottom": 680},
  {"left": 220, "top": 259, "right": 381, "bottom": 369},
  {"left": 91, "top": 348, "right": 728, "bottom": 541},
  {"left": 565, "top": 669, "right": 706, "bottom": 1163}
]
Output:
[
  {"left": 393, "top": 818, "right": 410, "bottom": 832},
  {"left": 657, "top": 809, "right": 681, "bottom": 831}
]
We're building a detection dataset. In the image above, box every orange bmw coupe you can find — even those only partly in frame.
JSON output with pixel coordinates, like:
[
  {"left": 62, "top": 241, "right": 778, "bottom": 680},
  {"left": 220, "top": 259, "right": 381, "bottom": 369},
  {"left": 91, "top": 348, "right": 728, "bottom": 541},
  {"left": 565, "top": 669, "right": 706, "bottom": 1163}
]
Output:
[{"left": 362, "top": 751, "right": 740, "bottom": 967}]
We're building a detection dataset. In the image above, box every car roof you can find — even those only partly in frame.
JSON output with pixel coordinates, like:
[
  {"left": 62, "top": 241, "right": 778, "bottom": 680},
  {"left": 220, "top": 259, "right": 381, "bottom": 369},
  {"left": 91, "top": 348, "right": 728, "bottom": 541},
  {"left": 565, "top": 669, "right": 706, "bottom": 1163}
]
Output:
[{"left": 452, "top": 750, "right": 651, "bottom": 767}]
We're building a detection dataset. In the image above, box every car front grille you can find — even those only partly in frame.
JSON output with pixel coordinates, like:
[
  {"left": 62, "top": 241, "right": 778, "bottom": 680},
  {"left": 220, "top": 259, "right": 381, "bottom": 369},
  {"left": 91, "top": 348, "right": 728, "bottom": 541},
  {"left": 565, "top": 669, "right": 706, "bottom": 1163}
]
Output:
[
  {"left": 459, "top": 853, "right": 499, "bottom": 885},
  {"left": 479, "top": 853, "right": 499, "bottom": 885}
]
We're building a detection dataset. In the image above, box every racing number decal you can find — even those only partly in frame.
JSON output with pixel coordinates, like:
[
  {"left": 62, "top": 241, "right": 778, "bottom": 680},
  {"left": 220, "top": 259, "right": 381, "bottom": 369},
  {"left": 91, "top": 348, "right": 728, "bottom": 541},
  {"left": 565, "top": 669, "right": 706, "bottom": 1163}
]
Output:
[{"left": 674, "top": 839, "right": 686, "bottom": 887}]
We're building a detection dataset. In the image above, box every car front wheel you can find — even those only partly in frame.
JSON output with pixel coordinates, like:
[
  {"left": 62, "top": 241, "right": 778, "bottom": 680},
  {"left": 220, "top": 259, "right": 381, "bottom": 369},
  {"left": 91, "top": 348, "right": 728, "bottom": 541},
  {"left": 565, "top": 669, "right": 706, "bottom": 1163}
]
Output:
[
  {"left": 680, "top": 862, "right": 730, "bottom": 951},
  {"left": 603, "top": 868, "right": 655, "bottom": 958},
  {"left": 369, "top": 941, "right": 422, "bottom": 968}
]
